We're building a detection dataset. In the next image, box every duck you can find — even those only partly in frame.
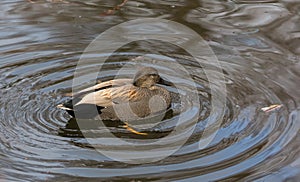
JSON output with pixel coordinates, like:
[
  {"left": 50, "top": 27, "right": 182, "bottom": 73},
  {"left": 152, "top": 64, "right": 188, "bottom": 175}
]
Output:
[{"left": 57, "top": 67, "right": 172, "bottom": 135}]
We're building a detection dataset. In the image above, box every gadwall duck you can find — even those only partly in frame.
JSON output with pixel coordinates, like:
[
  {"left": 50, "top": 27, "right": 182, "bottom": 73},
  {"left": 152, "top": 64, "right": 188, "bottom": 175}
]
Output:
[{"left": 57, "top": 67, "right": 172, "bottom": 126}]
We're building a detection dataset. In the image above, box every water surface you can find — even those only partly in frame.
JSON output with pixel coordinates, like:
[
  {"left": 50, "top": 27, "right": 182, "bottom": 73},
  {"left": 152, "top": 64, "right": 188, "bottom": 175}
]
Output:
[{"left": 0, "top": 0, "right": 300, "bottom": 181}]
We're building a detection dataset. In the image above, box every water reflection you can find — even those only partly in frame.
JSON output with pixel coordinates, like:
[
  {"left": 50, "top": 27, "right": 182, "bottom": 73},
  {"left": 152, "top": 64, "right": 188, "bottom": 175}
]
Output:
[{"left": 0, "top": 0, "right": 299, "bottom": 181}]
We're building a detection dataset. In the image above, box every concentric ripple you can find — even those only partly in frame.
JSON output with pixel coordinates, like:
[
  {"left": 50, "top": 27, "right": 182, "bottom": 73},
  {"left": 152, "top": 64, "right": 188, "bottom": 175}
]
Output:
[
  {"left": 0, "top": 0, "right": 300, "bottom": 181},
  {"left": 1, "top": 49, "right": 299, "bottom": 181}
]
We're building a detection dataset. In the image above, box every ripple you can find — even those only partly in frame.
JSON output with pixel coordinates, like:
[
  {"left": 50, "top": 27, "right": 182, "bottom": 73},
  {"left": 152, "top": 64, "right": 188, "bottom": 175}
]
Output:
[
  {"left": 1, "top": 47, "right": 299, "bottom": 180},
  {"left": 0, "top": 0, "right": 300, "bottom": 181}
]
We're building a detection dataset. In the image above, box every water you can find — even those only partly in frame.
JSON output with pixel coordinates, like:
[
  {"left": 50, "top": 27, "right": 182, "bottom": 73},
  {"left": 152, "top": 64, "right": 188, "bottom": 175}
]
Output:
[{"left": 0, "top": 0, "right": 300, "bottom": 181}]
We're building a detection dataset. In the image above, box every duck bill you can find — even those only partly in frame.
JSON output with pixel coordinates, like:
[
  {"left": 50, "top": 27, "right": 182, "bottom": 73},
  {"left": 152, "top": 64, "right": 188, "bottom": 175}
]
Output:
[{"left": 158, "top": 78, "right": 174, "bottom": 86}]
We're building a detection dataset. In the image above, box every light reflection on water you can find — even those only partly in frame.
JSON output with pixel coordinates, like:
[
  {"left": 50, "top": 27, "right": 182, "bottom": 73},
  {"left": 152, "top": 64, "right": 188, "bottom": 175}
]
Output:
[{"left": 0, "top": 0, "right": 299, "bottom": 181}]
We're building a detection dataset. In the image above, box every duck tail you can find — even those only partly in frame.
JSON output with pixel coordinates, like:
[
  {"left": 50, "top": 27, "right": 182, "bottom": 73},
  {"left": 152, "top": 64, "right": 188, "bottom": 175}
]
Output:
[
  {"left": 57, "top": 104, "right": 73, "bottom": 110},
  {"left": 57, "top": 99, "right": 74, "bottom": 110},
  {"left": 57, "top": 100, "right": 75, "bottom": 117},
  {"left": 57, "top": 105, "right": 75, "bottom": 117}
]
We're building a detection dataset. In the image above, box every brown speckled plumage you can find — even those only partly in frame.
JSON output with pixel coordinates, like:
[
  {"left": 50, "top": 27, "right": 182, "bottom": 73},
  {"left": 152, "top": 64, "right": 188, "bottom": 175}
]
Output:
[{"left": 57, "top": 67, "right": 171, "bottom": 121}]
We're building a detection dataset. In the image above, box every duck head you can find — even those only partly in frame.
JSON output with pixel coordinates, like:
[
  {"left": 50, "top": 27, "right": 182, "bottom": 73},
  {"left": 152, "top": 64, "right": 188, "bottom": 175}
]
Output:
[{"left": 133, "top": 67, "right": 160, "bottom": 88}]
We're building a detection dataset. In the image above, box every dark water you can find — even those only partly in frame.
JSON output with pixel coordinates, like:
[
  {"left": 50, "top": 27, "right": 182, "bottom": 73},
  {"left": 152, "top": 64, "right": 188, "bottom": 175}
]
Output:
[{"left": 1, "top": 0, "right": 300, "bottom": 181}]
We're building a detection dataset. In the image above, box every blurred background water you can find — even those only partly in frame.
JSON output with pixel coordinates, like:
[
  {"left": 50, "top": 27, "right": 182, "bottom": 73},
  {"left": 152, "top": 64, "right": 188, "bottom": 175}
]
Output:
[{"left": 0, "top": 0, "right": 300, "bottom": 181}]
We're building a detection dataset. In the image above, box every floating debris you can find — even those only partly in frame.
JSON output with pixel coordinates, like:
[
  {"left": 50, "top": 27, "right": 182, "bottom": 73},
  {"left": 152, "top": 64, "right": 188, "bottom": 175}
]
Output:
[
  {"left": 261, "top": 104, "right": 283, "bottom": 112},
  {"left": 101, "top": 0, "right": 128, "bottom": 16},
  {"left": 28, "top": 0, "right": 69, "bottom": 3}
]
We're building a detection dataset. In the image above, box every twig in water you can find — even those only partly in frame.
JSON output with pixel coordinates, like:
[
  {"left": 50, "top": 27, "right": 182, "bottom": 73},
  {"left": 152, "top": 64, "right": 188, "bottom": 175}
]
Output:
[
  {"left": 261, "top": 104, "right": 283, "bottom": 112},
  {"left": 101, "top": 0, "right": 129, "bottom": 16}
]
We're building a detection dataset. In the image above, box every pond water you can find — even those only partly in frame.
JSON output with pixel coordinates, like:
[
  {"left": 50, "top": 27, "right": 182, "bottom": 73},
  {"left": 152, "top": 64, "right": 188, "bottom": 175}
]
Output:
[{"left": 0, "top": 0, "right": 300, "bottom": 181}]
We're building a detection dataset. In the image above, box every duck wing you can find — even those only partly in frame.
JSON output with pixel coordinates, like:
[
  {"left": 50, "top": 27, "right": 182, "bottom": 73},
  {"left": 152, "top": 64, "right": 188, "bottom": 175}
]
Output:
[
  {"left": 57, "top": 79, "right": 133, "bottom": 117},
  {"left": 75, "top": 85, "right": 141, "bottom": 107},
  {"left": 57, "top": 84, "right": 142, "bottom": 118},
  {"left": 68, "top": 78, "right": 132, "bottom": 97}
]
